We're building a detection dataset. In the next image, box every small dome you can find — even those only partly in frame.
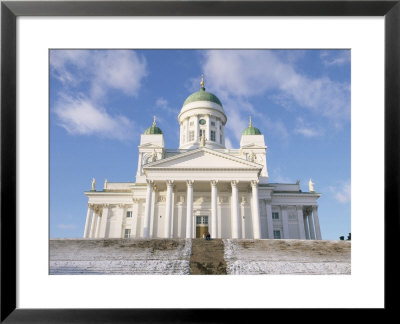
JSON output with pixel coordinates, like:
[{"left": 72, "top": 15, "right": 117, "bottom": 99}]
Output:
[
  {"left": 242, "top": 126, "right": 262, "bottom": 135},
  {"left": 144, "top": 116, "right": 163, "bottom": 134},
  {"left": 183, "top": 88, "right": 223, "bottom": 107},
  {"left": 242, "top": 116, "right": 261, "bottom": 135}
]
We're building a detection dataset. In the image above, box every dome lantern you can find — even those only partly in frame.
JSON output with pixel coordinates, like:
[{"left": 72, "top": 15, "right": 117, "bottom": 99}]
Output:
[
  {"left": 144, "top": 116, "right": 163, "bottom": 135},
  {"left": 242, "top": 116, "right": 262, "bottom": 135}
]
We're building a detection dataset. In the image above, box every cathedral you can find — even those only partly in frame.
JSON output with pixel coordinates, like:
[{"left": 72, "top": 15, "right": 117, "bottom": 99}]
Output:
[{"left": 83, "top": 77, "right": 322, "bottom": 240}]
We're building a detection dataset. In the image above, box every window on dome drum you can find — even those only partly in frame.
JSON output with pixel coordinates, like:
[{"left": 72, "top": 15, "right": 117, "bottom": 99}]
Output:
[
  {"left": 199, "top": 129, "right": 205, "bottom": 138},
  {"left": 189, "top": 121, "right": 194, "bottom": 126},
  {"left": 189, "top": 131, "right": 195, "bottom": 141},
  {"left": 124, "top": 229, "right": 131, "bottom": 238},
  {"left": 273, "top": 230, "right": 281, "bottom": 239},
  {"left": 272, "top": 212, "right": 279, "bottom": 220},
  {"left": 126, "top": 211, "right": 132, "bottom": 218},
  {"left": 220, "top": 134, "right": 222, "bottom": 143},
  {"left": 199, "top": 119, "right": 206, "bottom": 125},
  {"left": 211, "top": 131, "right": 216, "bottom": 141},
  {"left": 211, "top": 121, "right": 216, "bottom": 126}
]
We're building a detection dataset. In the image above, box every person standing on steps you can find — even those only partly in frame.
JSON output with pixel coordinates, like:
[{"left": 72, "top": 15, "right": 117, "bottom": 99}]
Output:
[{"left": 206, "top": 232, "right": 211, "bottom": 240}]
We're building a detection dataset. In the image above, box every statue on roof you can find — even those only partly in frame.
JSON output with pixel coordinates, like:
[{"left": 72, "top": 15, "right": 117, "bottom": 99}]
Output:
[
  {"left": 309, "top": 178, "right": 315, "bottom": 192},
  {"left": 104, "top": 179, "right": 108, "bottom": 190},
  {"left": 91, "top": 178, "right": 96, "bottom": 191}
]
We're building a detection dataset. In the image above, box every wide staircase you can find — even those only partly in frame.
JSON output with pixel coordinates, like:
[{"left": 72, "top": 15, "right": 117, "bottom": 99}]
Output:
[{"left": 189, "top": 239, "right": 227, "bottom": 275}]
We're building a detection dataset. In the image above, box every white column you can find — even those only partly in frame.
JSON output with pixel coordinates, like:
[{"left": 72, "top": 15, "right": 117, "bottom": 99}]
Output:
[
  {"left": 186, "top": 180, "right": 194, "bottom": 238},
  {"left": 281, "top": 206, "right": 289, "bottom": 239},
  {"left": 308, "top": 212, "right": 316, "bottom": 240},
  {"left": 304, "top": 214, "right": 310, "bottom": 239},
  {"left": 132, "top": 199, "right": 139, "bottom": 237},
  {"left": 118, "top": 204, "right": 125, "bottom": 238},
  {"left": 142, "top": 180, "right": 153, "bottom": 238},
  {"left": 83, "top": 204, "right": 93, "bottom": 238},
  {"left": 217, "top": 198, "right": 222, "bottom": 238},
  {"left": 194, "top": 115, "right": 199, "bottom": 143},
  {"left": 164, "top": 180, "right": 174, "bottom": 238},
  {"left": 265, "top": 200, "right": 274, "bottom": 239},
  {"left": 216, "top": 119, "right": 221, "bottom": 145},
  {"left": 231, "top": 180, "right": 240, "bottom": 239},
  {"left": 94, "top": 213, "right": 101, "bottom": 238},
  {"left": 251, "top": 180, "right": 261, "bottom": 239},
  {"left": 177, "top": 196, "right": 184, "bottom": 237},
  {"left": 150, "top": 188, "right": 156, "bottom": 238},
  {"left": 89, "top": 207, "right": 97, "bottom": 238},
  {"left": 98, "top": 204, "right": 109, "bottom": 238},
  {"left": 313, "top": 206, "right": 322, "bottom": 240},
  {"left": 240, "top": 199, "right": 246, "bottom": 238},
  {"left": 296, "top": 205, "right": 306, "bottom": 239},
  {"left": 211, "top": 180, "right": 218, "bottom": 239},
  {"left": 206, "top": 114, "right": 211, "bottom": 140}
]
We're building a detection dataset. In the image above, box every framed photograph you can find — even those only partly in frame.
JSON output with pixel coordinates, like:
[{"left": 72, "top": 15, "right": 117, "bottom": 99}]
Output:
[{"left": 2, "top": 0, "right": 398, "bottom": 322}]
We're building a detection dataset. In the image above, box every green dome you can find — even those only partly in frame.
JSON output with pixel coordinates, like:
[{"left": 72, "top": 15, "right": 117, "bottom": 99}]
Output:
[
  {"left": 144, "top": 126, "right": 163, "bottom": 134},
  {"left": 242, "top": 126, "right": 262, "bottom": 135},
  {"left": 242, "top": 117, "right": 261, "bottom": 135},
  {"left": 183, "top": 88, "right": 223, "bottom": 107},
  {"left": 144, "top": 116, "right": 163, "bottom": 134}
]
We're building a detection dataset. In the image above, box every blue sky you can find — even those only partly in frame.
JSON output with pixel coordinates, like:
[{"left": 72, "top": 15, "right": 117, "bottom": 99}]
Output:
[{"left": 50, "top": 49, "right": 350, "bottom": 240}]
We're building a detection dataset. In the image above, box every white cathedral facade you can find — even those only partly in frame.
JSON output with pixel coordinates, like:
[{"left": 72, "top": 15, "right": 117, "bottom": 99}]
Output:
[{"left": 83, "top": 77, "right": 322, "bottom": 240}]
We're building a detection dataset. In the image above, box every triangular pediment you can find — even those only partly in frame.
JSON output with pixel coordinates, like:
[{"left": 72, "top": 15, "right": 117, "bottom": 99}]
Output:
[{"left": 144, "top": 148, "right": 262, "bottom": 169}]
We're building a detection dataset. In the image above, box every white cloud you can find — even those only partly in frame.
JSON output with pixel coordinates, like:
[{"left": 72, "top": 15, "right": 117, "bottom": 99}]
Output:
[
  {"left": 57, "top": 223, "right": 78, "bottom": 230},
  {"left": 54, "top": 95, "right": 135, "bottom": 140},
  {"left": 50, "top": 49, "right": 147, "bottom": 98},
  {"left": 330, "top": 181, "right": 351, "bottom": 204},
  {"left": 294, "top": 117, "right": 324, "bottom": 138},
  {"left": 156, "top": 97, "right": 179, "bottom": 115},
  {"left": 320, "top": 50, "right": 351, "bottom": 66},
  {"left": 51, "top": 50, "right": 146, "bottom": 141},
  {"left": 201, "top": 50, "right": 350, "bottom": 122}
]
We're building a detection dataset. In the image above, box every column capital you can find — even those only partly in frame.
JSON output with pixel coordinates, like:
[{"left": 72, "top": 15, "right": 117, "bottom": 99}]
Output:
[
  {"left": 132, "top": 198, "right": 140, "bottom": 203},
  {"left": 231, "top": 180, "right": 239, "bottom": 187},
  {"left": 146, "top": 179, "right": 154, "bottom": 185},
  {"left": 211, "top": 180, "right": 218, "bottom": 186},
  {"left": 166, "top": 180, "right": 174, "bottom": 186},
  {"left": 264, "top": 198, "right": 272, "bottom": 204},
  {"left": 118, "top": 203, "right": 124, "bottom": 208},
  {"left": 296, "top": 205, "right": 304, "bottom": 211},
  {"left": 88, "top": 203, "right": 94, "bottom": 208},
  {"left": 186, "top": 180, "right": 194, "bottom": 186},
  {"left": 312, "top": 205, "right": 318, "bottom": 211},
  {"left": 281, "top": 205, "right": 288, "bottom": 210},
  {"left": 251, "top": 179, "right": 259, "bottom": 187},
  {"left": 102, "top": 203, "right": 109, "bottom": 208}
]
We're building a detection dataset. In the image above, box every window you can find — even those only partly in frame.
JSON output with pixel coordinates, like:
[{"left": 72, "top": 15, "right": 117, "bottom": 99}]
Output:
[
  {"left": 189, "top": 121, "right": 194, "bottom": 126},
  {"left": 196, "top": 216, "right": 208, "bottom": 225},
  {"left": 126, "top": 211, "right": 132, "bottom": 218},
  {"left": 220, "top": 134, "right": 223, "bottom": 143},
  {"left": 124, "top": 229, "right": 131, "bottom": 238},
  {"left": 211, "top": 121, "right": 216, "bottom": 126},
  {"left": 273, "top": 230, "right": 281, "bottom": 239},
  {"left": 210, "top": 130, "right": 216, "bottom": 141},
  {"left": 189, "top": 131, "right": 195, "bottom": 141},
  {"left": 199, "top": 129, "right": 205, "bottom": 138},
  {"left": 272, "top": 212, "right": 279, "bottom": 220}
]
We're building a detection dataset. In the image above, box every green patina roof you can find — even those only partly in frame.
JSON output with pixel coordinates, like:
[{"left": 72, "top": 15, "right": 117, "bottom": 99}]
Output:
[
  {"left": 242, "top": 126, "right": 262, "bottom": 135},
  {"left": 183, "top": 87, "right": 223, "bottom": 106},
  {"left": 144, "top": 116, "right": 163, "bottom": 135},
  {"left": 144, "top": 125, "right": 163, "bottom": 135}
]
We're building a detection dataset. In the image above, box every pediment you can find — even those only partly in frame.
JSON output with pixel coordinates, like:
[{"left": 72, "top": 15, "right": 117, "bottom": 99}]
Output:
[{"left": 144, "top": 148, "right": 262, "bottom": 169}]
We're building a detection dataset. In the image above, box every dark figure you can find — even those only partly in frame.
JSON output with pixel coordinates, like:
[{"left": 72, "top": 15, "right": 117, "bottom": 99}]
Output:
[{"left": 206, "top": 232, "right": 211, "bottom": 240}]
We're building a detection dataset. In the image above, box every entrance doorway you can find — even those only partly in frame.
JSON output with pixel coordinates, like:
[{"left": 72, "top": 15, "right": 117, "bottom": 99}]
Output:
[{"left": 196, "top": 215, "right": 209, "bottom": 238}]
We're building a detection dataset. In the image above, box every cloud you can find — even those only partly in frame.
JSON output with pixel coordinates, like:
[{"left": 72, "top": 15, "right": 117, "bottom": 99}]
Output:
[
  {"left": 50, "top": 50, "right": 147, "bottom": 99},
  {"left": 294, "top": 117, "right": 324, "bottom": 138},
  {"left": 54, "top": 95, "right": 135, "bottom": 140},
  {"left": 329, "top": 180, "right": 351, "bottom": 204},
  {"left": 57, "top": 223, "right": 78, "bottom": 230},
  {"left": 51, "top": 50, "right": 146, "bottom": 141},
  {"left": 201, "top": 50, "right": 350, "bottom": 122},
  {"left": 320, "top": 50, "right": 351, "bottom": 66},
  {"left": 156, "top": 97, "right": 179, "bottom": 115}
]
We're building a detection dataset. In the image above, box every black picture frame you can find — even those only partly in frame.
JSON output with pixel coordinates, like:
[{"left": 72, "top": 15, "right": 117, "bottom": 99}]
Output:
[{"left": 1, "top": 0, "right": 398, "bottom": 322}]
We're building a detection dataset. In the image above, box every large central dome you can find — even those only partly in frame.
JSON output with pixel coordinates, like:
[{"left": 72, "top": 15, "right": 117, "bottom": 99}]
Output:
[
  {"left": 183, "top": 87, "right": 223, "bottom": 106},
  {"left": 178, "top": 75, "right": 227, "bottom": 150}
]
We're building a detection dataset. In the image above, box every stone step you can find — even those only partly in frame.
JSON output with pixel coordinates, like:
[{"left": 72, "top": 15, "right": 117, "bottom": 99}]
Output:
[{"left": 189, "top": 239, "right": 227, "bottom": 275}]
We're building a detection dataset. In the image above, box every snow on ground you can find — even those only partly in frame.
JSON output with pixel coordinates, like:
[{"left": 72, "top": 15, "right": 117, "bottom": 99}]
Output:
[
  {"left": 50, "top": 239, "right": 192, "bottom": 275},
  {"left": 223, "top": 239, "right": 351, "bottom": 275}
]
